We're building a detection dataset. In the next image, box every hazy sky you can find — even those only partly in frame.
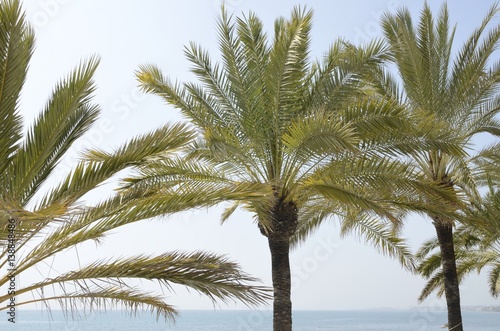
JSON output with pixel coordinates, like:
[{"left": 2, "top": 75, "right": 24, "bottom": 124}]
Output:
[{"left": 16, "top": 0, "right": 500, "bottom": 312}]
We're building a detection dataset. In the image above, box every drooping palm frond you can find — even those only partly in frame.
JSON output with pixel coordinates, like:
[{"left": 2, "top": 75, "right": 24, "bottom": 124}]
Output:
[
  {"left": 341, "top": 213, "right": 416, "bottom": 272},
  {"left": 0, "top": 251, "right": 270, "bottom": 317},
  {"left": 11, "top": 179, "right": 271, "bottom": 281},
  {"left": 291, "top": 151, "right": 462, "bottom": 252},
  {"left": 16, "top": 288, "right": 179, "bottom": 322}
]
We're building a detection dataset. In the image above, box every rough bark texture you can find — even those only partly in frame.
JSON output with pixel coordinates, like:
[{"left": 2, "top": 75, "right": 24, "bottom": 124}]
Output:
[
  {"left": 268, "top": 235, "right": 292, "bottom": 331},
  {"left": 434, "top": 219, "right": 463, "bottom": 331},
  {"left": 260, "top": 197, "right": 298, "bottom": 331}
]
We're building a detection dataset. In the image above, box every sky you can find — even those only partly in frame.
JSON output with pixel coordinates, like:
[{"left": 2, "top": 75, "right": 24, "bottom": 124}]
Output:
[{"left": 13, "top": 0, "right": 500, "bottom": 313}]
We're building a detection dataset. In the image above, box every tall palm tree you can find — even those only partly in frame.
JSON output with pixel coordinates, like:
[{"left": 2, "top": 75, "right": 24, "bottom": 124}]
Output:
[
  {"left": 133, "top": 6, "right": 457, "bottom": 330},
  {"left": 380, "top": 3, "right": 500, "bottom": 330},
  {"left": 0, "top": 0, "right": 268, "bottom": 320}
]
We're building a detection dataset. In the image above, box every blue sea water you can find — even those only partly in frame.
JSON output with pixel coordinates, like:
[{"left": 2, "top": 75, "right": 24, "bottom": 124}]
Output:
[{"left": 1, "top": 309, "right": 498, "bottom": 330}]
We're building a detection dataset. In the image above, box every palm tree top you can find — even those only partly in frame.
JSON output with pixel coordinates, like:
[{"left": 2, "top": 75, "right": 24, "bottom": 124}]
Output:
[
  {"left": 136, "top": 6, "right": 409, "bottom": 199},
  {"left": 382, "top": 2, "right": 500, "bottom": 140}
]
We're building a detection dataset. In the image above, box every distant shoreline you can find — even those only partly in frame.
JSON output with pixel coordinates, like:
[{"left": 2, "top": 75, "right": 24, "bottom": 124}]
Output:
[{"left": 12, "top": 307, "right": 500, "bottom": 313}]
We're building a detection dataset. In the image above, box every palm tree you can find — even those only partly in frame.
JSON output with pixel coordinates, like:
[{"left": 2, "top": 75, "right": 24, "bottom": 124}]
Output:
[
  {"left": 379, "top": 3, "right": 500, "bottom": 330},
  {"left": 0, "top": 0, "right": 269, "bottom": 320},
  {"left": 133, "top": 6, "right": 456, "bottom": 330}
]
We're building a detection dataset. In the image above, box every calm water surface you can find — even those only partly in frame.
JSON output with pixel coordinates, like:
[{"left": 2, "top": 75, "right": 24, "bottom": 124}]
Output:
[{"left": 1, "top": 309, "right": 498, "bottom": 330}]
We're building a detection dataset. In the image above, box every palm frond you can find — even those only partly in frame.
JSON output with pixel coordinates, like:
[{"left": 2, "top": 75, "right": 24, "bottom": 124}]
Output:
[
  {"left": 36, "top": 122, "right": 196, "bottom": 210},
  {"left": 0, "top": 0, "right": 34, "bottom": 174},
  {"left": 415, "top": 237, "right": 440, "bottom": 261},
  {"left": 291, "top": 203, "right": 332, "bottom": 247},
  {"left": 489, "top": 263, "right": 500, "bottom": 297},
  {"left": 451, "top": 3, "right": 500, "bottom": 114},
  {"left": 0, "top": 288, "right": 178, "bottom": 322},
  {"left": 7, "top": 251, "right": 270, "bottom": 309},
  {"left": 418, "top": 270, "right": 445, "bottom": 301},
  {"left": 9, "top": 57, "right": 100, "bottom": 205},
  {"left": 340, "top": 214, "right": 415, "bottom": 272}
]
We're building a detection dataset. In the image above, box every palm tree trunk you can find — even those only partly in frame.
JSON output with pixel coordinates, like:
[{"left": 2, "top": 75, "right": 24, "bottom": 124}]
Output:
[
  {"left": 268, "top": 236, "right": 292, "bottom": 331},
  {"left": 260, "top": 196, "right": 298, "bottom": 331},
  {"left": 434, "top": 219, "right": 463, "bottom": 331}
]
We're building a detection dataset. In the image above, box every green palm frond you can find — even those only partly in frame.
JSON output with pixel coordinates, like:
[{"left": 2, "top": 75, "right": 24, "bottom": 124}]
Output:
[
  {"left": 0, "top": 0, "right": 34, "bottom": 175},
  {"left": 184, "top": 42, "right": 239, "bottom": 127},
  {"left": 220, "top": 201, "right": 242, "bottom": 224},
  {"left": 137, "top": 64, "right": 213, "bottom": 129},
  {"left": 307, "top": 38, "right": 389, "bottom": 109},
  {"left": 418, "top": 249, "right": 498, "bottom": 301},
  {"left": 120, "top": 156, "right": 241, "bottom": 193},
  {"left": 1, "top": 288, "right": 179, "bottom": 322},
  {"left": 84, "top": 122, "right": 196, "bottom": 163},
  {"left": 36, "top": 123, "right": 197, "bottom": 210},
  {"left": 304, "top": 177, "right": 393, "bottom": 217},
  {"left": 17, "top": 179, "right": 271, "bottom": 274},
  {"left": 340, "top": 213, "right": 415, "bottom": 272},
  {"left": 489, "top": 264, "right": 500, "bottom": 296},
  {"left": 309, "top": 154, "right": 458, "bottom": 214},
  {"left": 472, "top": 142, "right": 500, "bottom": 188},
  {"left": 2, "top": 251, "right": 270, "bottom": 311},
  {"left": 418, "top": 270, "right": 445, "bottom": 301},
  {"left": 283, "top": 108, "right": 358, "bottom": 159},
  {"left": 265, "top": 6, "right": 312, "bottom": 124},
  {"left": 416, "top": 252, "right": 442, "bottom": 279},
  {"left": 291, "top": 205, "right": 330, "bottom": 247},
  {"left": 415, "top": 237, "right": 440, "bottom": 262},
  {"left": 8, "top": 57, "right": 100, "bottom": 205},
  {"left": 450, "top": 3, "right": 500, "bottom": 115}
]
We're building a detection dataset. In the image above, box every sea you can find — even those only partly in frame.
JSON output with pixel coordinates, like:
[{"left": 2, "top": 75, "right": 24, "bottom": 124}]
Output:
[{"left": 0, "top": 309, "right": 498, "bottom": 330}]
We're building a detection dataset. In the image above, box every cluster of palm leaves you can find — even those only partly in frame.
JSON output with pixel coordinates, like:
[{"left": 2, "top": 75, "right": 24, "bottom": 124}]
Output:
[
  {"left": 1, "top": 1, "right": 500, "bottom": 331},
  {"left": 0, "top": 0, "right": 269, "bottom": 321}
]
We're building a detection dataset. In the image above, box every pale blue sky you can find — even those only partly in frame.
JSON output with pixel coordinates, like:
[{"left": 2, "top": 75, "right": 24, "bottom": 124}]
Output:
[{"left": 16, "top": 0, "right": 500, "bottom": 312}]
